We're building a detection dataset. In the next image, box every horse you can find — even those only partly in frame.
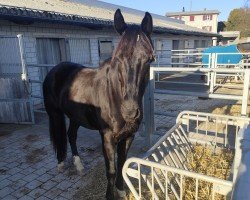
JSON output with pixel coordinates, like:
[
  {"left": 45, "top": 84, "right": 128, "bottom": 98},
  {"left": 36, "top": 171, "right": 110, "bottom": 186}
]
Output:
[{"left": 43, "top": 9, "right": 154, "bottom": 199}]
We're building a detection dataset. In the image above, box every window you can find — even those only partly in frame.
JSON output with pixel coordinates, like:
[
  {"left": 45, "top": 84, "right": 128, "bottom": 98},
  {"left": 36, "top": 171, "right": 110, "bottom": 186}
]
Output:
[
  {"left": 201, "top": 40, "right": 208, "bottom": 48},
  {"left": 190, "top": 15, "right": 195, "bottom": 21},
  {"left": 194, "top": 40, "right": 201, "bottom": 48},
  {"left": 98, "top": 38, "right": 113, "bottom": 62},
  {"left": 68, "top": 38, "right": 91, "bottom": 65},
  {"left": 203, "top": 14, "right": 213, "bottom": 21},
  {"left": 36, "top": 38, "right": 67, "bottom": 81},
  {"left": 172, "top": 40, "right": 186, "bottom": 50}
]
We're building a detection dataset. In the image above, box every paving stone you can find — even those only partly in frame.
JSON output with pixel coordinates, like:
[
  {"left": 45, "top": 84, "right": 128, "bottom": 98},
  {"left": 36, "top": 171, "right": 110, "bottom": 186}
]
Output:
[
  {"left": 36, "top": 196, "right": 51, "bottom": 200},
  {"left": 40, "top": 180, "right": 58, "bottom": 190},
  {"left": 12, "top": 187, "right": 31, "bottom": 198},
  {"left": 22, "top": 173, "right": 39, "bottom": 182},
  {"left": 6, "top": 167, "right": 22, "bottom": 175},
  {"left": 44, "top": 188, "right": 63, "bottom": 199},
  {"left": 0, "top": 174, "right": 10, "bottom": 181},
  {"left": 56, "top": 180, "right": 73, "bottom": 191},
  {"left": 58, "top": 188, "right": 77, "bottom": 199},
  {"left": 25, "top": 179, "right": 42, "bottom": 190},
  {"left": 50, "top": 173, "right": 66, "bottom": 183},
  {"left": 6, "top": 162, "right": 20, "bottom": 168},
  {"left": 18, "top": 195, "right": 35, "bottom": 200},
  {"left": 0, "top": 178, "right": 12, "bottom": 189},
  {"left": 33, "top": 168, "right": 47, "bottom": 176},
  {"left": 7, "top": 172, "right": 26, "bottom": 182},
  {"left": 0, "top": 187, "right": 15, "bottom": 198},
  {"left": 2, "top": 195, "right": 17, "bottom": 200},
  {"left": 36, "top": 173, "right": 53, "bottom": 183},
  {"left": 20, "top": 167, "right": 36, "bottom": 175},
  {"left": 27, "top": 188, "right": 46, "bottom": 198},
  {"left": 9, "top": 179, "right": 27, "bottom": 190}
]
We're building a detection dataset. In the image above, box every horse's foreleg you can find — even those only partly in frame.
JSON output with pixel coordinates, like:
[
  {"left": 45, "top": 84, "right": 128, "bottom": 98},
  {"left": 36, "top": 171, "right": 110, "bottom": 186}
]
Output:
[
  {"left": 101, "top": 131, "right": 117, "bottom": 200},
  {"left": 67, "top": 120, "right": 83, "bottom": 173},
  {"left": 116, "top": 136, "right": 134, "bottom": 198}
]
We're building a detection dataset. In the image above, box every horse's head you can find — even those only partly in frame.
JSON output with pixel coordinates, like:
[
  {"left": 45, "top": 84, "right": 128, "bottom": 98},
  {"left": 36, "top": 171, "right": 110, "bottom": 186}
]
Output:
[{"left": 112, "top": 9, "right": 154, "bottom": 122}]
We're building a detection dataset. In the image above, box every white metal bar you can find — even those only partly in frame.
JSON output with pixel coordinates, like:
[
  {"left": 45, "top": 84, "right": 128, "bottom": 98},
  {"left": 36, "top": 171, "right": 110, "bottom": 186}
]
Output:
[
  {"left": 151, "top": 67, "right": 250, "bottom": 73},
  {"left": 155, "top": 89, "right": 242, "bottom": 101},
  {"left": 241, "top": 71, "right": 250, "bottom": 116},
  {"left": 123, "top": 158, "right": 233, "bottom": 188}
]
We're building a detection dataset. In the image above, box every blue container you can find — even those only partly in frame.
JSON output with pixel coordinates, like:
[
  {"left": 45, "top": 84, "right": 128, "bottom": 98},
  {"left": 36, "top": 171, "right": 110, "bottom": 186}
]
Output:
[{"left": 202, "top": 45, "right": 242, "bottom": 67}]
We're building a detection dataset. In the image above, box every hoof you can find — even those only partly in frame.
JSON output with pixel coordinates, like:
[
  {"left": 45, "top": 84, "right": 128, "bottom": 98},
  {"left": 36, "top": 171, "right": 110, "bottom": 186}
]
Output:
[
  {"left": 57, "top": 162, "right": 64, "bottom": 172},
  {"left": 117, "top": 189, "right": 127, "bottom": 199},
  {"left": 73, "top": 156, "right": 84, "bottom": 174}
]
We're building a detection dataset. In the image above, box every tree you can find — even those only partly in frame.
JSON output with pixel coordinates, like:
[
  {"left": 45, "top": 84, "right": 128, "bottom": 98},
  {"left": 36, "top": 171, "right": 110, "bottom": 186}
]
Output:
[
  {"left": 217, "top": 21, "right": 226, "bottom": 32},
  {"left": 226, "top": 8, "right": 250, "bottom": 37}
]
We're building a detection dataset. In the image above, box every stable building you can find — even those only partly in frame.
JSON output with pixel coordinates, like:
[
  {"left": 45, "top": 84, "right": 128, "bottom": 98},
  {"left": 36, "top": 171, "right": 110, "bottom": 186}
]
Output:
[{"left": 0, "top": 0, "right": 218, "bottom": 123}]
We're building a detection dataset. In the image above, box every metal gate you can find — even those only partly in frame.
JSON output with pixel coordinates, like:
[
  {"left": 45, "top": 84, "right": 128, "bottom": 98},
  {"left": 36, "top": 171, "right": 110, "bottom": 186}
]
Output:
[{"left": 0, "top": 35, "right": 34, "bottom": 124}]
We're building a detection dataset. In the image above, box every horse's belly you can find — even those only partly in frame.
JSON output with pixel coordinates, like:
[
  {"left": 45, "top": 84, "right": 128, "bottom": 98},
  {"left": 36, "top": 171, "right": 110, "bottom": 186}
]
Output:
[{"left": 63, "top": 102, "right": 100, "bottom": 130}]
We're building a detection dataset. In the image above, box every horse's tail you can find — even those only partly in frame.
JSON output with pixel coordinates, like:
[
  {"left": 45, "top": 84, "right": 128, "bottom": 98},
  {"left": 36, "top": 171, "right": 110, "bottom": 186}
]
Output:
[{"left": 48, "top": 110, "right": 67, "bottom": 163}]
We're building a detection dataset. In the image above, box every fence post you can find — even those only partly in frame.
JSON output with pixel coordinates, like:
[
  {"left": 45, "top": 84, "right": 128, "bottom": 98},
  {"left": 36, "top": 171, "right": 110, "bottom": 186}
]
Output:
[
  {"left": 17, "top": 34, "right": 35, "bottom": 124},
  {"left": 241, "top": 70, "right": 250, "bottom": 116},
  {"left": 143, "top": 68, "right": 155, "bottom": 149},
  {"left": 17, "top": 34, "right": 28, "bottom": 81},
  {"left": 209, "top": 53, "right": 216, "bottom": 93}
]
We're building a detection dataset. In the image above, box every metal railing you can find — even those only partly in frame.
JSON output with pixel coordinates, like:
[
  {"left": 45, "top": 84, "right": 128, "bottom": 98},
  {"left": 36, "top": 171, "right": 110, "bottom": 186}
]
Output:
[
  {"left": 143, "top": 67, "right": 250, "bottom": 147},
  {"left": 123, "top": 111, "right": 250, "bottom": 200},
  {"left": 154, "top": 49, "right": 206, "bottom": 67}
]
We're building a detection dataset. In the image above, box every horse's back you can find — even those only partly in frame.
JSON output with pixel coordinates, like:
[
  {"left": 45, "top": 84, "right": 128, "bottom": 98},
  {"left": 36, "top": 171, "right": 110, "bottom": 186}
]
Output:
[{"left": 43, "top": 62, "right": 84, "bottom": 110}]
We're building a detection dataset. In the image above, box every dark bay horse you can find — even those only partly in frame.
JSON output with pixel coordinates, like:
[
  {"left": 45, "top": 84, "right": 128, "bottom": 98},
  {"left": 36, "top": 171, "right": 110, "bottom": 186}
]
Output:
[{"left": 43, "top": 9, "right": 154, "bottom": 199}]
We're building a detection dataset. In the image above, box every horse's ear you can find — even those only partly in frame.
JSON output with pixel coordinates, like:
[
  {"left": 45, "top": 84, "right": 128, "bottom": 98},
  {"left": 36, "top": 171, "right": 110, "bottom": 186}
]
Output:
[
  {"left": 114, "top": 9, "right": 127, "bottom": 35},
  {"left": 141, "top": 12, "right": 153, "bottom": 36}
]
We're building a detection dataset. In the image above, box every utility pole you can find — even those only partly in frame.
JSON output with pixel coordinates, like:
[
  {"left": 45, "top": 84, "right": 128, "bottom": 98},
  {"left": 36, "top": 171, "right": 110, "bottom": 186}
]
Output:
[{"left": 190, "top": 0, "right": 193, "bottom": 11}]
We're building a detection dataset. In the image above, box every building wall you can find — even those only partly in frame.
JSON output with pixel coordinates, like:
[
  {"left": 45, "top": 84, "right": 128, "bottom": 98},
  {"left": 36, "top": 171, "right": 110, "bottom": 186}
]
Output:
[
  {"left": 0, "top": 19, "right": 212, "bottom": 103},
  {"left": 170, "top": 14, "right": 218, "bottom": 33}
]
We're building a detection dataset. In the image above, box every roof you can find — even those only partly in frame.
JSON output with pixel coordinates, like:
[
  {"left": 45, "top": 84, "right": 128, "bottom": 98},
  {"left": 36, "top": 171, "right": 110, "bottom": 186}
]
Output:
[
  {"left": 219, "top": 31, "right": 240, "bottom": 38},
  {"left": 0, "top": 0, "right": 218, "bottom": 37},
  {"left": 166, "top": 10, "right": 220, "bottom": 17}
]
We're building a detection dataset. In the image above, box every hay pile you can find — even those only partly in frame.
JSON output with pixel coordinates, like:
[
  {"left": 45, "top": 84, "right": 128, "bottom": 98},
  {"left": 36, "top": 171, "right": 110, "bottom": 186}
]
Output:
[
  {"left": 128, "top": 144, "right": 234, "bottom": 200},
  {"left": 183, "top": 144, "right": 234, "bottom": 200}
]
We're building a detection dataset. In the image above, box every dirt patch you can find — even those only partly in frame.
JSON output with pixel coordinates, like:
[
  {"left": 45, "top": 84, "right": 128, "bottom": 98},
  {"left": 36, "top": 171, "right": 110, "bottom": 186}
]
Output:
[
  {"left": 0, "top": 124, "right": 30, "bottom": 137},
  {"left": 73, "top": 162, "right": 107, "bottom": 200},
  {"left": 0, "top": 168, "right": 7, "bottom": 174},
  {"left": 25, "top": 134, "right": 40, "bottom": 142},
  {"left": 0, "top": 131, "right": 12, "bottom": 137},
  {"left": 25, "top": 147, "right": 48, "bottom": 164}
]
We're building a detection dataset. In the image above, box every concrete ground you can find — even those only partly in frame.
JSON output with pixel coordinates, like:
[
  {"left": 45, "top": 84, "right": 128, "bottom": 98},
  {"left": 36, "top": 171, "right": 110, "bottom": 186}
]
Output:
[{"left": 0, "top": 92, "right": 248, "bottom": 199}]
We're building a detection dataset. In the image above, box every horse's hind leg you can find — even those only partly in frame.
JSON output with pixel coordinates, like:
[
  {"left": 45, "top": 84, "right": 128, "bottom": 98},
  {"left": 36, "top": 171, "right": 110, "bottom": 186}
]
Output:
[
  {"left": 48, "top": 111, "right": 67, "bottom": 172},
  {"left": 67, "top": 120, "right": 84, "bottom": 173}
]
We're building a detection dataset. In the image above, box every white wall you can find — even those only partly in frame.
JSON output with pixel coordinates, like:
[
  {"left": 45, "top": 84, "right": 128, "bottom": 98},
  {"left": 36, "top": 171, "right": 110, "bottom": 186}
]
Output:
[
  {"left": 171, "top": 14, "right": 218, "bottom": 33},
  {"left": 0, "top": 19, "right": 213, "bottom": 102}
]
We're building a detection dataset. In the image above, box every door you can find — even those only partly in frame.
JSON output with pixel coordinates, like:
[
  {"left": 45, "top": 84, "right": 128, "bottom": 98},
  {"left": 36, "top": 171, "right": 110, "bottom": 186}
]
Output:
[
  {"left": 0, "top": 36, "right": 33, "bottom": 124},
  {"left": 98, "top": 38, "right": 113, "bottom": 62}
]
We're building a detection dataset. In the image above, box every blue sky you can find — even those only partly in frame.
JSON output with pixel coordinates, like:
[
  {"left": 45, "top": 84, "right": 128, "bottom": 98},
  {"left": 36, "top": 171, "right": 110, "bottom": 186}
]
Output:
[{"left": 101, "top": 0, "right": 246, "bottom": 21}]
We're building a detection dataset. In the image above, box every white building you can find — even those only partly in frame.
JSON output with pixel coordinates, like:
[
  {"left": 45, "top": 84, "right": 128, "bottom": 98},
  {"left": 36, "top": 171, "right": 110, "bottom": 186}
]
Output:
[
  {"left": 0, "top": 0, "right": 218, "bottom": 122},
  {"left": 166, "top": 10, "right": 220, "bottom": 46}
]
